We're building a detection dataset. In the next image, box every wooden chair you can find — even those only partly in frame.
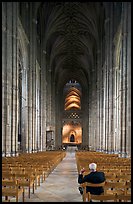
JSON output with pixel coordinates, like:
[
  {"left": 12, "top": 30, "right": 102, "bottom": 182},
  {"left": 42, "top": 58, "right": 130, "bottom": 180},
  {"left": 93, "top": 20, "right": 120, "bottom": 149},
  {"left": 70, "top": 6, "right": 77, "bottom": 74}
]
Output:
[
  {"left": 104, "top": 181, "right": 127, "bottom": 196},
  {"left": 14, "top": 172, "right": 35, "bottom": 198},
  {"left": 2, "top": 172, "right": 15, "bottom": 180},
  {"left": 88, "top": 194, "right": 117, "bottom": 202},
  {"left": 124, "top": 181, "right": 131, "bottom": 195},
  {"left": 116, "top": 174, "right": 131, "bottom": 182},
  {"left": 2, "top": 179, "right": 24, "bottom": 202},
  {"left": 80, "top": 182, "right": 105, "bottom": 202},
  {"left": 105, "top": 173, "right": 118, "bottom": 182},
  {"left": 116, "top": 194, "right": 131, "bottom": 202},
  {"left": 18, "top": 164, "right": 40, "bottom": 190},
  {"left": 23, "top": 166, "right": 41, "bottom": 190}
]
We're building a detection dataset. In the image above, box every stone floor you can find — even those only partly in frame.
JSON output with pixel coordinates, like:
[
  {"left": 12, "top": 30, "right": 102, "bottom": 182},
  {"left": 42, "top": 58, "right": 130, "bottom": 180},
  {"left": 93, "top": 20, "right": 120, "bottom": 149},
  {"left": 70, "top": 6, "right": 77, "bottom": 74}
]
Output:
[{"left": 7, "top": 147, "right": 83, "bottom": 202}]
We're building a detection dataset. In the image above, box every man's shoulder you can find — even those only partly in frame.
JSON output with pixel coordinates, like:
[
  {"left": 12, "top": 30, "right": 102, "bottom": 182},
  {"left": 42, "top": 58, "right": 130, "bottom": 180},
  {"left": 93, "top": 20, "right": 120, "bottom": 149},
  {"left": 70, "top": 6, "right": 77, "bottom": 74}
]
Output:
[
  {"left": 93, "top": 171, "right": 105, "bottom": 176},
  {"left": 97, "top": 171, "right": 105, "bottom": 175}
]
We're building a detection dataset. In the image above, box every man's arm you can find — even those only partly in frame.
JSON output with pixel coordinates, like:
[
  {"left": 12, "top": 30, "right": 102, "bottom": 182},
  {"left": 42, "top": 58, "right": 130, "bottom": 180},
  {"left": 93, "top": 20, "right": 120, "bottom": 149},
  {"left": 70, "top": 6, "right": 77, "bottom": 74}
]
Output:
[{"left": 78, "top": 174, "right": 89, "bottom": 184}]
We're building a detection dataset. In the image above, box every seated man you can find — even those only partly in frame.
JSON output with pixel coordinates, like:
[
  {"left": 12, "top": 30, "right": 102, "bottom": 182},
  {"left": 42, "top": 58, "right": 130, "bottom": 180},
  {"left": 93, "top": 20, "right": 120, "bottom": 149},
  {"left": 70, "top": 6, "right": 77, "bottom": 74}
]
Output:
[{"left": 78, "top": 163, "right": 105, "bottom": 196}]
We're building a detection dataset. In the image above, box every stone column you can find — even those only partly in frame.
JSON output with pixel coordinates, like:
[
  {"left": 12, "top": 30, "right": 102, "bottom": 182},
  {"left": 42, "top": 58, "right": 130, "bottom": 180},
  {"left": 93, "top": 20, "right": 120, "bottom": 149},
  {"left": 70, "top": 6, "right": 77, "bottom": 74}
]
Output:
[
  {"left": 27, "top": 67, "right": 32, "bottom": 153},
  {"left": 18, "top": 18, "right": 29, "bottom": 153},
  {"left": 5, "top": 3, "right": 12, "bottom": 156},
  {"left": 2, "top": 2, "right": 8, "bottom": 156},
  {"left": 96, "top": 44, "right": 104, "bottom": 151},
  {"left": 104, "top": 33, "right": 109, "bottom": 153},
  {"left": 32, "top": 25, "right": 37, "bottom": 153},
  {"left": 90, "top": 68, "right": 97, "bottom": 151},
  {"left": 55, "top": 89, "right": 63, "bottom": 148},
  {"left": 108, "top": 3, "right": 114, "bottom": 153},
  {"left": 11, "top": 3, "right": 19, "bottom": 156},
  {"left": 120, "top": 3, "right": 130, "bottom": 157},
  {"left": 118, "top": 50, "right": 122, "bottom": 154},
  {"left": 27, "top": 17, "right": 33, "bottom": 153},
  {"left": 98, "top": 55, "right": 104, "bottom": 151},
  {"left": 81, "top": 84, "right": 89, "bottom": 148},
  {"left": 100, "top": 35, "right": 105, "bottom": 152},
  {"left": 126, "top": 2, "right": 131, "bottom": 157},
  {"left": 104, "top": 13, "right": 111, "bottom": 153},
  {"left": 113, "top": 32, "right": 121, "bottom": 153},
  {"left": 96, "top": 51, "right": 100, "bottom": 151},
  {"left": 98, "top": 32, "right": 105, "bottom": 151},
  {"left": 40, "top": 49, "right": 47, "bottom": 151},
  {"left": 46, "top": 63, "right": 52, "bottom": 132},
  {"left": 89, "top": 68, "right": 97, "bottom": 151},
  {"left": 32, "top": 69, "right": 36, "bottom": 152},
  {"left": 88, "top": 81, "right": 92, "bottom": 150},
  {"left": 2, "top": 2, "right": 19, "bottom": 156},
  {"left": 51, "top": 75, "right": 56, "bottom": 148},
  {"left": 102, "top": 65, "right": 105, "bottom": 151},
  {"left": 21, "top": 67, "right": 28, "bottom": 152},
  {"left": 36, "top": 60, "right": 41, "bottom": 151},
  {"left": 27, "top": 3, "right": 37, "bottom": 153}
]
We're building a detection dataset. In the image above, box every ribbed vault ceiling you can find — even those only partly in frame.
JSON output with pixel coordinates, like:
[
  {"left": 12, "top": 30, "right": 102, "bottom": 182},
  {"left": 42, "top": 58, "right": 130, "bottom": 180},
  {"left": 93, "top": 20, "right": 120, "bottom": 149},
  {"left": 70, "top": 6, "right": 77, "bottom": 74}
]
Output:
[{"left": 37, "top": 2, "right": 104, "bottom": 90}]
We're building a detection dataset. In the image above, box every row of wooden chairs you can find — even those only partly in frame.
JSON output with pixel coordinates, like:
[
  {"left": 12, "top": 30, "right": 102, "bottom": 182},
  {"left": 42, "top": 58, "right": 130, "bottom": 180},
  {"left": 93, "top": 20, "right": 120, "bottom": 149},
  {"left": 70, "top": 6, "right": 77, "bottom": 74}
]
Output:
[
  {"left": 76, "top": 151, "right": 131, "bottom": 202},
  {"left": 88, "top": 193, "right": 131, "bottom": 202},
  {"left": 75, "top": 151, "right": 131, "bottom": 175},
  {"left": 2, "top": 151, "right": 66, "bottom": 202},
  {"left": 80, "top": 181, "right": 131, "bottom": 202}
]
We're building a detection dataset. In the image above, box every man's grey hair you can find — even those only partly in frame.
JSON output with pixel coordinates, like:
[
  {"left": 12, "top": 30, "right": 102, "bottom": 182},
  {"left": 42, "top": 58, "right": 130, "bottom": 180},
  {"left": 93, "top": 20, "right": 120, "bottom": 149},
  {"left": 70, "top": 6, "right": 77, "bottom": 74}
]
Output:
[{"left": 89, "top": 163, "right": 97, "bottom": 170}]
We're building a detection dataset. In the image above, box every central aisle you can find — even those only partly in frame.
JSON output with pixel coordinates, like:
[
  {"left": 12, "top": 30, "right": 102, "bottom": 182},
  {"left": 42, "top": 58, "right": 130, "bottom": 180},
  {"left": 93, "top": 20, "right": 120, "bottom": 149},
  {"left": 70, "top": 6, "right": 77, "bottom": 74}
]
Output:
[{"left": 25, "top": 150, "right": 82, "bottom": 202}]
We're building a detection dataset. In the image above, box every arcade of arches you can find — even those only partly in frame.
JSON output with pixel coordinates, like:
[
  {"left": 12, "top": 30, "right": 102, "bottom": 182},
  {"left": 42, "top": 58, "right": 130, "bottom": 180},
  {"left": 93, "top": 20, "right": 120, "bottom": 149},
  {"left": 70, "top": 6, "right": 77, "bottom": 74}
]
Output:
[{"left": 2, "top": 2, "right": 131, "bottom": 158}]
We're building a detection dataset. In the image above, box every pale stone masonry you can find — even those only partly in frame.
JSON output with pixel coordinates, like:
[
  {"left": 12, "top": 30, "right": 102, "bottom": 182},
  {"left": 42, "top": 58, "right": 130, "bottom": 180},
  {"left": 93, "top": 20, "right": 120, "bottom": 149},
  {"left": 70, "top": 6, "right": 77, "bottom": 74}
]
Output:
[{"left": 2, "top": 2, "right": 131, "bottom": 158}]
